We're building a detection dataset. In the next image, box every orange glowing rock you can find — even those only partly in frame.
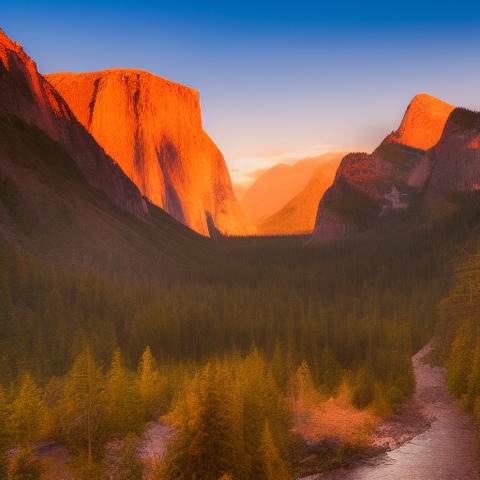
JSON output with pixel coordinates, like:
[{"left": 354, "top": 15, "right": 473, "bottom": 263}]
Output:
[
  {"left": 47, "top": 70, "right": 254, "bottom": 237},
  {"left": 390, "top": 93, "right": 454, "bottom": 150},
  {"left": 0, "top": 29, "right": 147, "bottom": 216}
]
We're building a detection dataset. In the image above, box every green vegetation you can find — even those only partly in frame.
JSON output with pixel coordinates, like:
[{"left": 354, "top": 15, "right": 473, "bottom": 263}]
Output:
[
  {"left": 434, "top": 210, "right": 480, "bottom": 452},
  {"left": 1, "top": 191, "right": 480, "bottom": 477}
]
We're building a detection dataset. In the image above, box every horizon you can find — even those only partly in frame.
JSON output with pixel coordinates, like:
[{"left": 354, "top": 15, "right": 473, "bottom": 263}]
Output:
[{"left": 1, "top": 0, "right": 480, "bottom": 185}]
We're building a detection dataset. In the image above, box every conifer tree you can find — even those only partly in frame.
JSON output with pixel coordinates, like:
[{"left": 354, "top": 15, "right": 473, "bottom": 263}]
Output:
[
  {"left": 10, "top": 372, "right": 47, "bottom": 445},
  {"left": 137, "top": 346, "right": 164, "bottom": 420},
  {"left": 161, "top": 362, "right": 248, "bottom": 480},
  {"left": 103, "top": 348, "right": 143, "bottom": 438},
  {"left": 62, "top": 346, "right": 104, "bottom": 461},
  {"left": 259, "top": 422, "right": 290, "bottom": 480},
  {"left": 114, "top": 433, "right": 144, "bottom": 480},
  {"left": 294, "top": 360, "right": 319, "bottom": 409}
]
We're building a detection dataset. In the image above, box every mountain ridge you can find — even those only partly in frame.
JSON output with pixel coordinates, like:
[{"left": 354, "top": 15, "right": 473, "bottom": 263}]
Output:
[
  {"left": 0, "top": 28, "right": 209, "bottom": 272},
  {"left": 0, "top": 29, "right": 147, "bottom": 218},
  {"left": 256, "top": 157, "right": 342, "bottom": 235},
  {"left": 311, "top": 95, "right": 480, "bottom": 242},
  {"left": 240, "top": 153, "right": 345, "bottom": 223}
]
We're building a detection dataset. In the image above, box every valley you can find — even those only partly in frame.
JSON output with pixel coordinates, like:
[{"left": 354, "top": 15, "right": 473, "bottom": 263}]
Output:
[{"left": 0, "top": 24, "right": 480, "bottom": 480}]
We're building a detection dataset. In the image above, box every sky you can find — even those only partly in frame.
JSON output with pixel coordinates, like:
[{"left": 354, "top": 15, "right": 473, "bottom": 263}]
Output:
[{"left": 2, "top": 1, "right": 480, "bottom": 185}]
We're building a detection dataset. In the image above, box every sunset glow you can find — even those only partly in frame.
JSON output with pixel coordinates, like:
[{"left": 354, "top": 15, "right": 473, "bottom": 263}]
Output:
[{"left": 1, "top": 0, "right": 479, "bottom": 183}]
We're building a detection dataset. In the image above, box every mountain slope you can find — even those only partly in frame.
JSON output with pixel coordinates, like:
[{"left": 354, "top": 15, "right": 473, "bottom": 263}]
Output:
[
  {"left": 425, "top": 108, "right": 480, "bottom": 206},
  {"left": 311, "top": 94, "right": 457, "bottom": 242},
  {"left": 0, "top": 29, "right": 146, "bottom": 217},
  {"left": 240, "top": 153, "right": 345, "bottom": 222},
  {"left": 46, "top": 70, "right": 254, "bottom": 237},
  {"left": 0, "top": 28, "right": 208, "bottom": 272},
  {"left": 256, "top": 157, "right": 341, "bottom": 235}
]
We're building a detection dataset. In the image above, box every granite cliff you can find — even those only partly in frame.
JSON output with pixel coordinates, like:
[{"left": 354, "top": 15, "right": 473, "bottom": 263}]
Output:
[
  {"left": 0, "top": 29, "right": 146, "bottom": 217},
  {"left": 0, "top": 28, "right": 209, "bottom": 269},
  {"left": 311, "top": 94, "right": 461, "bottom": 242},
  {"left": 47, "top": 70, "right": 254, "bottom": 236}
]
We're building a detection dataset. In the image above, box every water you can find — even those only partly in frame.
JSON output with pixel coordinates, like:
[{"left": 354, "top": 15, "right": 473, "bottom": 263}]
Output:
[{"left": 301, "top": 342, "right": 480, "bottom": 480}]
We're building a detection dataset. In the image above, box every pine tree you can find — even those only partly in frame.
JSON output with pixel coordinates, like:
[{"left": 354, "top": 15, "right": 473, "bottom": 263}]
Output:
[
  {"left": 161, "top": 362, "right": 248, "bottom": 480},
  {"left": 10, "top": 372, "right": 47, "bottom": 445},
  {"left": 259, "top": 422, "right": 290, "bottom": 480},
  {"left": 103, "top": 348, "right": 143, "bottom": 438},
  {"left": 62, "top": 346, "right": 104, "bottom": 461},
  {"left": 137, "top": 346, "right": 164, "bottom": 420},
  {"left": 114, "top": 433, "right": 144, "bottom": 480}
]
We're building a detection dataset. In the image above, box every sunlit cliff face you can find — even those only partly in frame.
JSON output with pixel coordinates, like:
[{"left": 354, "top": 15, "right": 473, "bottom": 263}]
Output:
[
  {"left": 47, "top": 70, "right": 255, "bottom": 237},
  {"left": 0, "top": 30, "right": 148, "bottom": 217},
  {"left": 392, "top": 93, "right": 455, "bottom": 151}
]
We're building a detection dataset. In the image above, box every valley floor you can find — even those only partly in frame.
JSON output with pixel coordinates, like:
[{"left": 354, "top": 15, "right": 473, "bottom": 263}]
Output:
[{"left": 301, "top": 340, "right": 480, "bottom": 480}]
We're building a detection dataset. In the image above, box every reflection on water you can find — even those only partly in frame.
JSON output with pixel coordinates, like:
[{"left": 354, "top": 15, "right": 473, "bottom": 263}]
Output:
[{"left": 301, "top": 343, "right": 480, "bottom": 480}]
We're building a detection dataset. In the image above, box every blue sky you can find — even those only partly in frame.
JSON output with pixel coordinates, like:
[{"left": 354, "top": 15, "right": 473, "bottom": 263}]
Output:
[{"left": 2, "top": 1, "right": 480, "bottom": 184}]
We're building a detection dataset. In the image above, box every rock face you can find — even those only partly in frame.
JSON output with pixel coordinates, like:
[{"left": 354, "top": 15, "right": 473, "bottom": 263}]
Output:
[
  {"left": 425, "top": 108, "right": 480, "bottom": 204},
  {"left": 0, "top": 28, "right": 208, "bottom": 270},
  {"left": 0, "top": 29, "right": 147, "bottom": 217},
  {"left": 256, "top": 157, "right": 342, "bottom": 235},
  {"left": 390, "top": 93, "right": 455, "bottom": 150},
  {"left": 46, "top": 70, "right": 254, "bottom": 237},
  {"left": 311, "top": 94, "right": 458, "bottom": 242}
]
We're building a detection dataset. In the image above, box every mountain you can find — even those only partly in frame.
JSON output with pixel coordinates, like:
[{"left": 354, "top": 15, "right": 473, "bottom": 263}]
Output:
[
  {"left": 240, "top": 153, "right": 345, "bottom": 223},
  {"left": 389, "top": 93, "right": 456, "bottom": 150},
  {"left": 0, "top": 28, "right": 209, "bottom": 272},
  {"left": 311, "top": 94, "right": 460, "bottom": 242},
  {"left": 0, "top": 30, "right": 146, "bottom": 217},
  {"left": 256, "top": 157, "right": 341, "bottom": 235},
  {"left": 46, "top": 70, "right": 254, "bottom": 237},
  {"left": 424, "top": 108, "right": 480, "bottom": 206}
]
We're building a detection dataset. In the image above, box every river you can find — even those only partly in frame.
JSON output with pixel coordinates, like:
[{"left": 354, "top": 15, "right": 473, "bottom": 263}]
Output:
[{"left": 300, "top": 341, "right": 480, "bottom": 480}]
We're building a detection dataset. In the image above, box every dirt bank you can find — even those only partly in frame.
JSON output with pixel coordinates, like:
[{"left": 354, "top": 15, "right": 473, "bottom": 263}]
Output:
[{"left": 300, "top": 340, "right": 480, "bottom": 480}]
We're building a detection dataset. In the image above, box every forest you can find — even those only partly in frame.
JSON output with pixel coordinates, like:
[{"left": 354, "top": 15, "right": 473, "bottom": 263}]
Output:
[{"left": 1, "top": 192, "right": 480, "bottom": 479}]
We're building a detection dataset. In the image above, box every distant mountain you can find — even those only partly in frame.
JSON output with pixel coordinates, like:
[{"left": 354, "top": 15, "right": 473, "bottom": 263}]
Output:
[
  {"left": 0, "top": 28, "right": 209, "bottom": 271},
  {"left": 46, "top": 70, "right": 254, "bottom": 237},
  {"left": 240, "top": 153, "right": 345, "bottom": 223},
  {"left": 311, "top": 94, "right": 480, "bottom": 242},
  {"left": 256, "top": 157, "right": 341, "bottom": 235}
]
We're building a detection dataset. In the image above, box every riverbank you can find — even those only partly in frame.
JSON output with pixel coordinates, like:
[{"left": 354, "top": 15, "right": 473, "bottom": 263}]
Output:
[{"left": 300, "top": 340, "right": 480, "bottom": 480}]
